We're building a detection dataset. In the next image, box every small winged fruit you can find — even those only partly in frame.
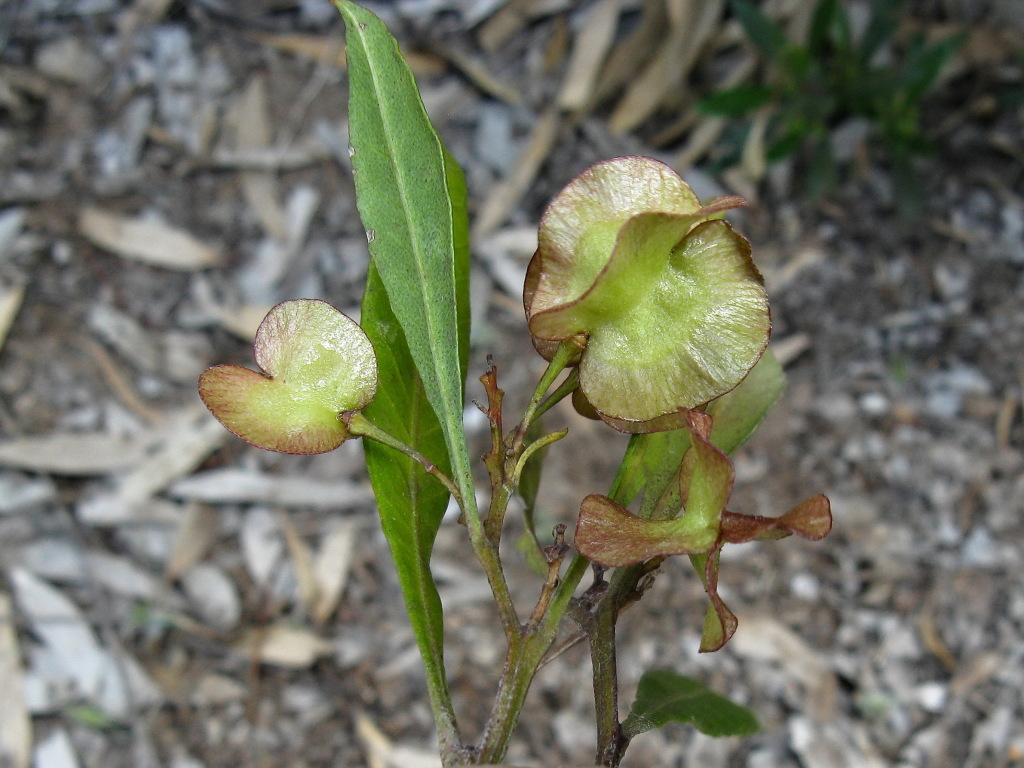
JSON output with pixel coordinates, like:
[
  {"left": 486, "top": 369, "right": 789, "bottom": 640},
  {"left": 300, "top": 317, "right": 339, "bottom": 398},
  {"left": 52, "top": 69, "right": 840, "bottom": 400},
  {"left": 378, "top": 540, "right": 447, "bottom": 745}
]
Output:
[
  {"left": 200, "top": 299, "right": 378, "bottom": 454},
  {"left": 525, "top": 156, "right": 770, "bottom": 432}
]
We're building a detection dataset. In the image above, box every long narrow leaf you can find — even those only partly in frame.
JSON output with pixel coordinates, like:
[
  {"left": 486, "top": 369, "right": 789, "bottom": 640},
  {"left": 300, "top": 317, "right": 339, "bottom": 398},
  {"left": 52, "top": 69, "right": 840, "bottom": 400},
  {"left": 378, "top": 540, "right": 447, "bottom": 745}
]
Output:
[
  {"left": 360, "top": 263, "right": 458, "bottom": 745},
  {"left": 339, "top": 1, "right": 473, "bottom": 498},
  {"left": 730, "top": 0, "right": 786, "bottom": 61},
  {"left": 443, "top": 144, "right": 471, "bottom": 381}
]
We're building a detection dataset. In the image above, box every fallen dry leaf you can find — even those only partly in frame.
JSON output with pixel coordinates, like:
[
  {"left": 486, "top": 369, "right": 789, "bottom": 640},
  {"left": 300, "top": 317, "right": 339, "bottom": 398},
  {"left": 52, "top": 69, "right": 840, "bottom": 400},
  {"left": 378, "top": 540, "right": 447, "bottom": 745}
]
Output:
[
  {"left": 165, "top": 504, "right": 219, "bottom": 580},
  {"left": 234, "top": 624, "right": 333, "bottom": 668},
  {"left": 312, "top": 522, "right": 358, "bottom": 624},
  {"left": 0, "top": 285, "right": 24, "bottom": 355},
  {"left": 168, "top": 468, "right": 373, "bottom": 510},
  {"left": 730, "top": 613, "right": 838, "bottom": 719},
  {"left": 556, "top": 0, "right": 621, "bottom": 111},
  {"left": 608, "top": 0, "right": 724, "bottom": 135},
  {"left": 231, "top": 75, "right": 287, "bottom": 240},
  {"left": 277, "top": 510, "right": 319, "bottom": 615},
  {"left": 0, "top": 592, "right": 31, "bottom": 768},
  {"left": 0, "top": 432, "right": 148, "bottom": 475},
  {"left": 79, "top": 207, "right": 220, "bottom": 270},
  {"left": 474, "top": 109, "right": 561, "bottom": 236}
]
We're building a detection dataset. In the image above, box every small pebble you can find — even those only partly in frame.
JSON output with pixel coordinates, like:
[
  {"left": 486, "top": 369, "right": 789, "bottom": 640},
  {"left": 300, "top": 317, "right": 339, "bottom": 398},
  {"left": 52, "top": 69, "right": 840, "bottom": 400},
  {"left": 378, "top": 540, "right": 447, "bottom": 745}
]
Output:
[
  {"left": 914, "top": 682, "right": 948, "bottom": 713},
  {"left": 961, "top": 526, "right": 997, "bottom": 566},
  {"left": 859, "top": 391, "right": 890, "bottom": 417},
  {"left": 790, "top": 572, "right": 821, "bottom": 601}
]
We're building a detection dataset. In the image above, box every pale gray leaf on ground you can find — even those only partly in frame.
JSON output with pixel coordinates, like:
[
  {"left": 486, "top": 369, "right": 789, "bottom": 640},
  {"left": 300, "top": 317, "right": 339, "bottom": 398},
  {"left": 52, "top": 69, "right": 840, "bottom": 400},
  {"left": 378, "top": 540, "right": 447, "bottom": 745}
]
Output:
[
  {"left": 0, "top": 284, "right": 24, "bottom": 356},
  {"left": 180, "top": 563, "right": 242, "bottom": 631},
  {"left": 312, "top": 521, "right": 358, "bottom": 623},
  {"left": 0, "top": 432, "right": 147, "bottom": 475},
  {"left": 233, "top": 624, "right": 333, "bottom": 669},
  {"left": 556, "top": 0, "right": 621, "bottom": 111},
  {"left": 789, "top": 717, "right": 888, "bottom": 768},
  {"left": 165, "top": 504, "right": 219, "bottom": 580},
  {"left": 0, "top": 472, "right": 56, "bottom": 514},
  {"left": 241, "top": 506, "right": 287, "bottom": 589},
  {"left": 432, "top": 558, "right": 498, "bottom": 608},
  {"left": 355, "top": 711, "right": 442, "bottom": 768},
  {"left": 92, "top": 638, "right": 163, "bottom": 719},
  {"left": 0, "top": 206, "right": 27, "bottom": 260},
  {"left": 729, "top": 614, "right": 839, "bottom": 719},
  {"left": 88, "top": 300, "right": 163, "bottom": 372},
  {"left": 78, "top": 208, "right": 220, "bottom": 270},
  {"left": 189, "top": 674, "right": 247, "bottom": 707},
  {"left": 230, "top": 74, "right": 287, "bottom": 241},
  {"left": 475, "top": 226, "right": 535, "bottom": 297},
  {"left": 10, "top": 570, "right": 160, "bottom": 720},
  {"left": 78, "top": 496, "right": 182, "bottom": 529},
  {"left": 169, "top": 468, "right": 373, "bottom": 509},
  {"left": 35, "top": 37, "right": 105, "bottom": 86},
  {"left": 9, "top": 567, "right": 106, "bottom": 700},
  {"left": 19, "top": 539, "right": 167, "bottom": 600},
  {"left": 93, "top": 96, "right": 153, "bottom": 180},
  {"left": 236, "top": 185, "right": 320, "bottom": 303},
  {"left": 33, "top": 729, "right": 79, "bottom": 768},
  {"left": 18, "top": 540, "right": 87, "bottom": 581},
  {"left": 168, "top": 751, "right": 207, "bottom": 768},
  {"left": 76, "top": 409, "right": 230, "bottom": 523},
  {"left": 277, "top": 510, "right": 319, "bottom": 615}
]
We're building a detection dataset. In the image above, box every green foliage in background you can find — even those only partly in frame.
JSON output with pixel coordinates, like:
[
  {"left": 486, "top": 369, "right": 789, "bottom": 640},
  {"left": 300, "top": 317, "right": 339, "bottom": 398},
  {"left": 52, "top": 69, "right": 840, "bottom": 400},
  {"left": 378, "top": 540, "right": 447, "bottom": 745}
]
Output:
[{"left": 703, "top": 0, "right": 965, "bottom": 218}]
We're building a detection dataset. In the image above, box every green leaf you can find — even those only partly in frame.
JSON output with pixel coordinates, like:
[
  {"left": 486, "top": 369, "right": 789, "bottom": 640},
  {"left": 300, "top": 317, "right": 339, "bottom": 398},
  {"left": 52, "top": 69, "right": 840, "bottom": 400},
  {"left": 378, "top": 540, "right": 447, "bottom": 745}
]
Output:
[
  {"left": 339, "top": 1, "right": 473, "bottom": 498},
  {"left": 808, "top": 0, "right": 851, "bottom": 56},
  {"left": 67, "top": 704, "right": 122, "bottom": 731},
  {"left": 698, "top": 85, "right": 775, "bottom": 118},
  {"left": 514, "top": 415, "right": 551, "bottom": 576},
  {"left": 622, "top": 669, "right": 760, "bottom": 738},
  {"left": 859, "top": 0, "right": 903, "bottom": 64},
  {"left": 609, "top": 429, "right": 692, "bottom": 513},
  {"left": 730, "top": 0, "right": 786, "bottom": 60},
  {"left": 707, "top": 348, "right": 785, "bottom": 455},
  {"left": 805, "top": 138, "right": 838, "bottom": 200},
  {"left": 360, "top": 261, "right": 457, "bottom": 740},
  {"left": 901, "top": 33, "right": 964, "bottom": 102},
  {"left": 443, "top": 143, "right": 471, "bottom": 382}
]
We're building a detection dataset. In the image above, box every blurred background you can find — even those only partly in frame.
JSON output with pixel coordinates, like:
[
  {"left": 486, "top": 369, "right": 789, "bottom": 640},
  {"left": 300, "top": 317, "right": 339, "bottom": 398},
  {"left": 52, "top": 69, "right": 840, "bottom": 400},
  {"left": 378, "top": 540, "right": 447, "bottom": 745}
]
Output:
[{"left": 1, "top": 1, "right": 1023, "bottom": 766}]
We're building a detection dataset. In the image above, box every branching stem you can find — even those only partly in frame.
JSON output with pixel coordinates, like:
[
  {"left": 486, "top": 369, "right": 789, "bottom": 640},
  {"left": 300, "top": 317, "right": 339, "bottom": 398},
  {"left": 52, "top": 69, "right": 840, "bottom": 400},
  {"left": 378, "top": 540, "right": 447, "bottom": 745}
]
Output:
[{"left": 344, "top": 412, "right": 462, "bottom": 501}]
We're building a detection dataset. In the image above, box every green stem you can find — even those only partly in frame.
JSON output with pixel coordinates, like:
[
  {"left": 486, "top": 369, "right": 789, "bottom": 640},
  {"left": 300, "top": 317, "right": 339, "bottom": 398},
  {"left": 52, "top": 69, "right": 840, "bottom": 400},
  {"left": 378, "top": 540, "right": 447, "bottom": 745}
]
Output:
[
  {"left": 345, "top": 412, "right": 462, "bottom": 501},
  {"left": 589, "top": 564, "right": 643, "bottom": 767},
  {"left": 512, "top": 428, "right": 568, "bottom": 487},
  {"left": 533, "top": 367, "right": 579, "bottom": 421},
  {"left": 348, "top": 410, "right": 518, "bottom": 644},
  {"left": 591, "top": 605, "right": 623, "bottom": 767},
  {"left": 483, "top": 341, "right": 576, "bottom": 546},
  {"left": 511, "top": 339, "right": 583, "bottom": 453},
  {"left": 475, "top": 554, "right": 591, "bottom": 763},
  {"left": 463, "top": 344, "right": 585, "bottom": 762},
  {"left": 456, "top": 438, "right": 520, "bottom": 641}
]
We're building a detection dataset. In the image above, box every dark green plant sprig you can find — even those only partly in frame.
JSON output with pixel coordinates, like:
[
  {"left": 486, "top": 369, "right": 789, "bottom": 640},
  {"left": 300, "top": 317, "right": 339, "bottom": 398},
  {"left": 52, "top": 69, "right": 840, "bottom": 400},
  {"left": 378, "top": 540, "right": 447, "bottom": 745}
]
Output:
[{"left": 702, "top": 0, "right": 964, "bottom": 218}]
